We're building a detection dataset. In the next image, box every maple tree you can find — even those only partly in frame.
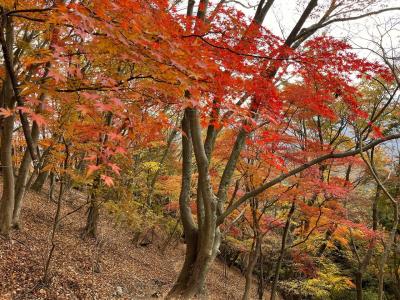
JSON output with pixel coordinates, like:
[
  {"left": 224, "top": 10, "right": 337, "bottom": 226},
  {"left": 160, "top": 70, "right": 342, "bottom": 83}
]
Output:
[
  {"left": 0, "top": 0, "right": 399, "bottom": 299},
  {"left": 165, "top": 1, "right": 400, "bottom": 298}
]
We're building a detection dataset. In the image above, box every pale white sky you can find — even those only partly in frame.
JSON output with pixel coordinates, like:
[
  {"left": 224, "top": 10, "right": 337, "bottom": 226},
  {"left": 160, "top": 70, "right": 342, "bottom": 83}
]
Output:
[{"left": 236, "top": 0, "right": 400, "bottom": 61}]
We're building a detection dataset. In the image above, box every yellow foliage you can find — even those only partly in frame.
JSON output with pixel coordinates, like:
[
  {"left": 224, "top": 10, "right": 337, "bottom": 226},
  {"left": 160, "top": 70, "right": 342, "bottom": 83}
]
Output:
[
  {"left": 302, "top": 261, "right": 354, "bottom": 299},
  {"left": 143, "top": 161, "right": 161, "bottom": 172}
]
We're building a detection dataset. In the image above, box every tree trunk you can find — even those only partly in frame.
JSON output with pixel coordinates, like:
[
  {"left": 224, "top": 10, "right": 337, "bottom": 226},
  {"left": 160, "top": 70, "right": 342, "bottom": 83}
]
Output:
[
  {"left": 12, "top": 119, "right": 40, "bottom": 228},
  {"left": 270, "top": 201, "right": 295, "bottom": 300},
  {"left": 168, "top": 110, "right": 197, "bottom": 297},
  {"left": 12, "top": 149, "right": 30, "bottom": 229},
  {"left": 169, "top": 233, "right": 220, "bottom": 299},
  {"left": 82, "top": 191, "right": 99, "bottom": 239},
  {"left": 355, "top": 272, "right": 363, "bottom": 300},
  {"left": 31, "top": 169, "right": 49, "bottom": 192},
  {"left": 169, "top": 230, "right": 217, "bottom": 299},
  {"left": 378, "top": 218, "right": 398, "bottom": 300},
  {"left": 258, "top": 257, "right": 272, "bottom": 300},
  {"left": 393, "top": 236, "right": 400, "bottom": 300},
  {"left": 48, "top": 172, "right": 56, "bottom": 201},
  {"left": 374, "top": 179, "right": 398, "bottom": 300},
  {"left": 31, "top": 146, "right": 52, "bottom": 192},
  {"left": 243, "top": 196, "right": 262, "bottom": 300},
  {"left": 0, "top": 96, "right": 15, "bottom": 236},
  {"left": 352, "top": 185, "right": 380, "bottom": 300},
  {"left": 43, "top": 140, "right": 69, "bottom": 282},
  {"left": 0, "top": 15, "right": 15, "bottom": 237},
  {"left": 243, "top": 237, "right": 261, "bottom": 300},
  {"left": 167, "top": 108, "right": 221, "bottom": 299}
]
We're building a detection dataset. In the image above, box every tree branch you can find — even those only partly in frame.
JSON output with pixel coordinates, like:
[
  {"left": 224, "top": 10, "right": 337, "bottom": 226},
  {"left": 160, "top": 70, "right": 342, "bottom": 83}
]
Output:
[{"left": 217, "top": 133, "right": 400, "bottom": 224}]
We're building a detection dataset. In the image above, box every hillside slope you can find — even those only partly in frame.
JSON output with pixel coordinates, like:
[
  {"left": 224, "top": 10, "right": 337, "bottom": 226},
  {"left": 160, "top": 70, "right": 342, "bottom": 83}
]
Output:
[{"left": 0, "top": 186, "right": 265, "bottom": 299}]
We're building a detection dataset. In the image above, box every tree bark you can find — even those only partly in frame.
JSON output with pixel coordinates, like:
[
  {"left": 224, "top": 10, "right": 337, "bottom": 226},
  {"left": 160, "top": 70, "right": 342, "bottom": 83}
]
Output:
[
  {"left": 377, "top": 207, "right": 398, "bottom": 300},
  {"left": 82, "top": 182, "right": 99, "bottom": 239},
  {"left": 355, "top": 272, "right": 363, "bottom": 300},
  {"left": 270, "top": 201, "right": 295, "bottom": 300},
  {"left": 168, "top": 109, "right": 197, "bottom": 297},
  {"left": 243, "top": 196, "right": 263, "bottom": 300},
  {"left": 12, "top": 119, "right": 40, "bottom": 228},
  {"left": 30, "top": 147, "right": 53, "bottom": 193},
  {"left": 31, "top": 168, "right": 49, "bottom": 192},
  {"left": 0, "top": 85, "right": 15, "bottom": 236},
  {"left": 184, "top": 108, "right": 219, "bottom": 298},
  {"left": 168, "top": 108, "right": 221, "bottom": 299},
  {"left": 243, "top": 236, "right": 261, "bottom": 300},
  {"left": 0, "top": 14, "right": 15, "bottom": 237},
  {"left": 48, "top": 172, "right": 56, "bottom": 201}
]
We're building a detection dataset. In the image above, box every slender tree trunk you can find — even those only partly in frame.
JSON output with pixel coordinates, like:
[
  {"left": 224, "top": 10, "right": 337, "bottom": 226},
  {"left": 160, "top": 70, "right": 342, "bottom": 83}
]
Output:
[
  {"left": 355, "top": 272, "right": 363, "bottom": 300},
  {"left": 243, "top": 236, "right": 261, "bottom": 300},
  {"left": 83, "top": 199, "right": 99, "bottom": 238},
  {"left": 25, "top": 167, "right": 38, "bottom": 191},
  {"left": 82, "top": 184, "right": 99, "bottom": 239},
  {"left": 12, "top": 120, "right": 40, "bottom": 228},
  {"left": 378, "top": 212, "right": 398, "bottom": 300},
  {"left": 393, "top": 236, "right": 400, "bottom": 300},
  {"left": 257, "top": 254, "right": 264, "bottom": 300},
  {"left": 352, "top": 186, "right": 380, "bottom": 300},
  {"left": 0, "top": 15, "right": 15, "bottom": 237},
  {"left": 12, "top": 150, "right": 30, "bottom": 229},
  {"left": 168, "top": 109, "right": 197, "bottom": 297},
  {"left": 43, "top": 171, "right": 64, "bottom": 282},
  {"left": 258, "top": 256, "right": 271, "bottom": 300},
  {"left": 270, "top": 201, "right": 295, "bottom": 300},
  {"left": 243, "top": 197, "right": 262, "bottom": 300},
  {"left": 48, "top": 172, "right": 56, "bottom": 201},
  {"left": 0, "top": 94, "right": 15, "bottom": 236},
  {"left": 43, "top": 141, "right": 69, "bottom": 282}
]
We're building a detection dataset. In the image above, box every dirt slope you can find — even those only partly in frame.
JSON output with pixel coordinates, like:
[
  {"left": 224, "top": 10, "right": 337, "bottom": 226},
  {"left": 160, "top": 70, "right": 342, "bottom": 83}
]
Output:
[{"left": 0, "top": 186, "right": 266, "bottom": 299}]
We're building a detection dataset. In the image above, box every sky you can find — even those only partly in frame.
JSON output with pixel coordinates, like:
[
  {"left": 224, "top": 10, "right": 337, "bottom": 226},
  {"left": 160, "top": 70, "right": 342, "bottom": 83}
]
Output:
[
  {"left": 173, "top": 0, "right": 399, "bottom": 49},
  {"left": 216, "top": 0, "right": 399, "bottom": 73},
  {"left": 239, "top": 0, "right": 399, "bottom": 48}
]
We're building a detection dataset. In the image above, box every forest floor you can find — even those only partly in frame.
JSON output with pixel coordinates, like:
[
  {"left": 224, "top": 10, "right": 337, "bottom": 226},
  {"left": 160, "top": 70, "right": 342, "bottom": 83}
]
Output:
[{"left": 0, "top": 185, "right": 268, "bottom": 299}]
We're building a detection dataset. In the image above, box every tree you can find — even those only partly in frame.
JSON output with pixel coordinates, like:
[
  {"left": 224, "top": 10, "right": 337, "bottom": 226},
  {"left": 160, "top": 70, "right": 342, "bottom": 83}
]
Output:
[
  {"left": 169, "top": 1, "right": 400, "bottom": 298},
  {"left": 0, "top": 1, "right": 399, "bottom": 298}
]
